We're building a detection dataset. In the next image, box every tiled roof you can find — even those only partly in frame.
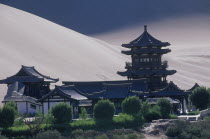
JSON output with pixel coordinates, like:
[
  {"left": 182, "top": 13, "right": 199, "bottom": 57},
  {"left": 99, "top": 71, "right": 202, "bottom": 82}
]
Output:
[
  {"left": 0, "top": 65, "right": 59, "bottom": 84},
  {"left": 122, "top": 25, "right": 170, "bottom": 48},
  {"left": 38, "top": 85, "right": 87, "bottom": 101}
]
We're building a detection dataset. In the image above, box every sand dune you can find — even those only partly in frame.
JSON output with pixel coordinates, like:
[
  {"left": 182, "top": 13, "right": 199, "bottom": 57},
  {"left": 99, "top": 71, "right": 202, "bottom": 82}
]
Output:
[{"left": 0, "top": 4, "right": 128, "bottom": 105}]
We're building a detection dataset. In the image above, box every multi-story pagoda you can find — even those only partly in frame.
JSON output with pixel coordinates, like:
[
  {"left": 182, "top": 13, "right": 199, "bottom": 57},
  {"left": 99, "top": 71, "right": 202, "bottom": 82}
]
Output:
[{"left": 118, "top": 25, "right": 176, "bottom": 90}]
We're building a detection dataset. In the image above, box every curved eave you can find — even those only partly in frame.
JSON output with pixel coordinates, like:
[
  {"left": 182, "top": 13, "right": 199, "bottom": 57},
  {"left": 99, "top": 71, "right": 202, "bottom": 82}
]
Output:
[
  {"left": 121, "top": 49, "right": 171, "bottom": 55},
  {"left": 118, "top": 70, "right": 176, "bottom": 76},
  {"left": 122, "top": 42, "right": 170, "bottom": 48}
]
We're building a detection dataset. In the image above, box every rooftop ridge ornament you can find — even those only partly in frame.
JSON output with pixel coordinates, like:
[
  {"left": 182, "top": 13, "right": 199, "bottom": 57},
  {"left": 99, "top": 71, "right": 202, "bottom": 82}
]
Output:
[{"left": 144, "top": 25, "right": 147, "bottom": 31}]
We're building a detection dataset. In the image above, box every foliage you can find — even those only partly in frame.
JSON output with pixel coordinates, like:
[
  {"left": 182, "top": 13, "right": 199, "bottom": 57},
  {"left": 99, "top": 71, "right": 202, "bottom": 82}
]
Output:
[
  {"left": 94, "top": 100, "right": 115, "bottom": 121},
  {"left": 165, "top": 119, "right": 210, "bottom": 138},
  {"left": 71, "top": 119, "right": 95, "bottom": 130},
  {"left": 79, "top": 107, "right": 88, "bottom": 120},
  {"left": 113, "top": 113, "right": 135, "bottom": 128},
  {"left": 14, "top": 117, "right": 24, "bottom": 127},
  {"left": 0, "top": 135, "right": 8, "bottom": 139},
  {"left": 36, "top": 130, "right": 62, "bottom": 139},
  {"left": 44, "top": 111, "right": 54, "bottom": 126},
  {"left": 95, "top": 134, "right": 109, "bottom": 139},
  {"left": 169, "top": 114, "right": 178, "bottom": 119},
  {"left": 4, "top": 101, "right": 18, "bottom": 116},
  {"left": 143, "top": 105, "right": 161, "bottom": 122},
  {"left": 0, "top": 105, "right": 15, "bottom": 128},
  {"left": 157, "top": 98, "right": 172, "bottom": 118},
  {"left": 51, "top": 103, "right": 73, "bottom": 124},
  {"left": 122, "top": 96, "right": 142, "bottom": 115},
  {"left": 190, "top": 87, "right": 210, "bottom": 110},
  {"left": 23, "top": 111, "right": 44, "bottom": 135},
  {"left": 166, "top": 125, "right": 180, "bottom": 137},
  {"left": 187, "top": 110, "right": 200, "bottom": 115}
]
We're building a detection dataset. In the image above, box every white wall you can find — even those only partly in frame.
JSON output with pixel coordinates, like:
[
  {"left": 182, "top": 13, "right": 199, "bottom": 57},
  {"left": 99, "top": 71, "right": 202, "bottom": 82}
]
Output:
[{"left": 16, "top": 102, "right": 40, "bottom": 115}]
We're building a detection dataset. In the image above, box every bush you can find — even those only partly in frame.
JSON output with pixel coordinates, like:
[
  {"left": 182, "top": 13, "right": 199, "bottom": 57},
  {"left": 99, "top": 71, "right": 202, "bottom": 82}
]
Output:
[
  {"left": 51, "top": 103, "right": 73, "bottom": 124},
  {"left": 71, "top": 119, "right": 95, "bottom": 130},
  {"left": 169, "top": 114, "right": 178, "bottom": 119},
  {"left": 4, "top": 101, "right": 18, "bottom": 116},
  {"left": 0, "top": 106, "right": 15, "bottom": 128},
  {"left": 122, "top": 96, "right": 142, "bottom": 116},
  {"left": 166, "top": 126, "right": 180, "bottom": 137},
  {"left": 36, "top": 130, "right": 62, "bottom": 139},
  {"left": 144, "top": 105, "right": 161, "bottom": 122},
  {"left": 95, "top": 134, "right": 109, "bottom": 139},
  {"left": 79, "top": 107, "right": 88, "bottom": 120},
  {"left": 190, "top": 87, "right": 210, "bottom": 110},
  {"left": 94, "top": 100, "right": 115, "bottom": 121},
  {"left": 157, "top": 98, "right": 172, "bottom": 118},
  {"left": 113, "top": 114, "right": 135, "bottom": 128},
  {"left": 187, "top": 110, "right": 200, "bottom": 115}
]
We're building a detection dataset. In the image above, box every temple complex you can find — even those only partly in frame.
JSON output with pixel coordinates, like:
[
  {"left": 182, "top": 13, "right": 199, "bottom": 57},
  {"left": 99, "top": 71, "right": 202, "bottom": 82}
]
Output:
[
  {"left": 0, "top": 26, "right": 198, "bottom": 115},
  {"left": 118, "top": 25, "right": 176, "bottom": 90}
]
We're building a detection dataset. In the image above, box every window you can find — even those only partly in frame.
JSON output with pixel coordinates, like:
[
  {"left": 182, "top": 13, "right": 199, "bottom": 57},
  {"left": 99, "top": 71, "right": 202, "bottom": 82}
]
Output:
[{"left": 30, "top": 104, "right": 36, "bottom": 110}]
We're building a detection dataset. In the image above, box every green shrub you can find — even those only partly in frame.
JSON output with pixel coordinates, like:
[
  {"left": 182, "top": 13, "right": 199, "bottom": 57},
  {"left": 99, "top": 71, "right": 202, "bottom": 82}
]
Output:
[
  {"left": 187, "top": 110, "right": 200, "bottom": 115},
  {"left": 94, "top": 100, "right": 115, "bottom": 121},
  {"left": 95, "top": 134, "right": 109, "bottom": 139},
  {"left": 71, "top": 119, "right": 95, "bottom": 130},
  {"left": 79, "top": 107, "right": 88, "bottom": 120},
  {"left": 4, "top": 101, "right": 18, "bottom": 116},
  {"left": 166, "top": 126, "right": 180, "bottom": 137},
  {"left": 169, "top": 114, "right": 178, "bottom": 119},
  {"left": 157, "top": 98, "right": 172, "bottom": 118},
  {"left": 0, "top": 106, "right": 15, "bottom": 128},
  {"left": 0, "top": 135, "right": 8, "bottom": 139},
  {"left": 144, "top": 105, "right": 161, "bottom": 122},
  {"left": 190, "top": 87, "right": 210, "bottom": 110},
  {"left": 113, "top": 114, "right": 135, "bottom": 128},
  {"left": 36, "top": 130, "right": 62, "bottom": 139},
  {"left": 71, "top": 129, "right": 84, "bottom": 137},
  {"left": 122, "top": 96, "right": 142, "bottom": 115},
  {"left": 51, "top": 103, "right": 73, "bottom": 124}
]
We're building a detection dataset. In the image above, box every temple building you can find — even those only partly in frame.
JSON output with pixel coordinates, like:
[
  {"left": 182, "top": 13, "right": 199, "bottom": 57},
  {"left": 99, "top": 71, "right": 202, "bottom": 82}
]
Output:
[
  {"left": 117, "top": 25, "right": 176, "bottom": 90},
  {"left": 0, "top": 26, "right": 197, "bottom": 115}
]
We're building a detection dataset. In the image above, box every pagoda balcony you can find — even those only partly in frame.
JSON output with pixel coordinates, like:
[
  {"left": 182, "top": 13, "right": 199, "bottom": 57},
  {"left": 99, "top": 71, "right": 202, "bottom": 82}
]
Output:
[
  {"left": 121, "top": 49, "right": 171, "bottom": 55},
  {"left": 126, "top": 61, "right": 168, "bottom": 69}
]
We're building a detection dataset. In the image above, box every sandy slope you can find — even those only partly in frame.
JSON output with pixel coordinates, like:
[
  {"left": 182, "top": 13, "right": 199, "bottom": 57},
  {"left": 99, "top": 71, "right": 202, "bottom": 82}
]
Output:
[{"left": 0, "top": 4, "right": 128, "bottom": 105}]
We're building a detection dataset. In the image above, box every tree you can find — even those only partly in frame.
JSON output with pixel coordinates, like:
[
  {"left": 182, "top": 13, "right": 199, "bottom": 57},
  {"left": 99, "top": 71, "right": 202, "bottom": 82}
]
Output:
[
  {"left": 94, "top": 100, "right": 115, "bottom": 121},
  {"left": 157, "top": 98, "right": 172, "bottom": 118},
  {"left": 0, "top": 106, "right": 15, "bottom": 128},
  {"left": 79, "top": 107, "right": 88, "bottom": 120},
  {"left": 190, "top": 87, "right": 210, "bottom": 110},
  {"left": 23, "top": 111, "right": 44, "bottom": 135},
  {"left": 122, "top": 96, "right": 142, "bottom": 115},
  {"left": 5, "top": 101, "right": 18, "bottom": 116},
  {"left": 51, "top": 103, "right": 73, "bottom": 124}
]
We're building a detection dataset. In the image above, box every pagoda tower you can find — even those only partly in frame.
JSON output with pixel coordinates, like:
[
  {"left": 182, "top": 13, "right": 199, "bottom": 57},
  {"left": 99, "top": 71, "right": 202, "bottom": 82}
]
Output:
[{"left": 117, "top": 25, "right": 176, "bottom": 90}]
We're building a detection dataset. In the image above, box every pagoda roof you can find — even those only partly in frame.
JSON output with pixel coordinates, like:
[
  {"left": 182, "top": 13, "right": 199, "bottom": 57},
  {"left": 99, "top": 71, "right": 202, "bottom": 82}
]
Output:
[
  {"left": 118, "top": 69, "right": 176, "bottom": 77},
  {"left": 187, "top": 83, "right": 200, "bottom": 92},
  {"left": 122, "top": 25, "right": 170, "bottom": 48},
  {"left": 62, "top": 79, "right": 149, "bottom": 99},
  {"left": 150, "top": 81, "right": 190, "bottom": 97},
  {"left": 0, "top": 65, "right": 59, "bottom": 84},
  {"left": 38, "top": 85, "right": 87, "bottom": 101}
]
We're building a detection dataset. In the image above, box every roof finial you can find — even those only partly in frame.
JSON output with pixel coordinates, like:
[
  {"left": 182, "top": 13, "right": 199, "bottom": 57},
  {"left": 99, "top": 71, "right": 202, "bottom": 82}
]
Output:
[{"left": 144, "top": 25, "right": 147, "bottom": 31}]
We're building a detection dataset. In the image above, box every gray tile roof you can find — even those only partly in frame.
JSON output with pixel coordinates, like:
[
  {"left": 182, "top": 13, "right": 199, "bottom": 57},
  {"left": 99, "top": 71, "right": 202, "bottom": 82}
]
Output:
[
  {"left": 122, "top": 25, "right": 170, "bottom": 48},
  {"left": 0, "top": 65, "right": 59, "bottom": 84}
]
